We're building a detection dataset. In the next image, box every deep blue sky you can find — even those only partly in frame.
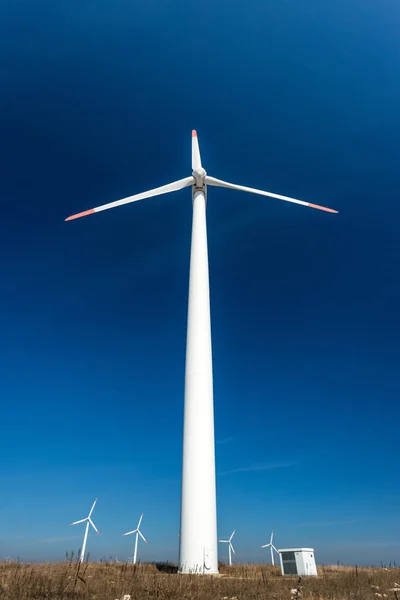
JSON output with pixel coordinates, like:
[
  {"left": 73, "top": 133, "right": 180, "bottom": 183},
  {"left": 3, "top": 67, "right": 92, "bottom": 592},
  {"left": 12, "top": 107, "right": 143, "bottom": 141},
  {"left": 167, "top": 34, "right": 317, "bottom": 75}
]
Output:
[{"left": 0, "top": 0, "right": 399, "bottom": 565}]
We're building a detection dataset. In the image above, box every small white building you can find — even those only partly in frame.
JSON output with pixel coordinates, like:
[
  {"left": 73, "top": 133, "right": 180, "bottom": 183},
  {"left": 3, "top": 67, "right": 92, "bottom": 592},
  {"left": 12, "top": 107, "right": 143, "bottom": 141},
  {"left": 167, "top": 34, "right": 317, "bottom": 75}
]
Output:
[{"left": 278, "top": 548, "right": 317, "bottom": 576}]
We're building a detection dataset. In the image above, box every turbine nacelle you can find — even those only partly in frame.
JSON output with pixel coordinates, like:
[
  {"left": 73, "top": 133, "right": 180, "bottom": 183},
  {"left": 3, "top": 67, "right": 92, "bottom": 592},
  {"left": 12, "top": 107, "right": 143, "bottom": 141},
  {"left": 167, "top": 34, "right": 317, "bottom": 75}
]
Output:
[{"left": 192, "top": 167, "right": 207, "bottom": 189}]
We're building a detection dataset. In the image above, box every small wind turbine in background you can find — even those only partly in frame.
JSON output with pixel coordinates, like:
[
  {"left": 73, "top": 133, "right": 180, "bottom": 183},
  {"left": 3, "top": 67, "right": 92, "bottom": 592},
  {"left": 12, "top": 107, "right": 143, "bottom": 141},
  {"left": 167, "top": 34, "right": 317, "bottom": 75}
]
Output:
[
  {"left": 261, "top": 530, "right": 279, "bottom": 565},
  {"left": 122, "top": 513, "right": 148, "bottom": 565},
  {"left": 70, "top": 498, "right": 99, "bottom": 563},
  {"left": 219, "top": 530, "right": 236, "bottom": 566}
]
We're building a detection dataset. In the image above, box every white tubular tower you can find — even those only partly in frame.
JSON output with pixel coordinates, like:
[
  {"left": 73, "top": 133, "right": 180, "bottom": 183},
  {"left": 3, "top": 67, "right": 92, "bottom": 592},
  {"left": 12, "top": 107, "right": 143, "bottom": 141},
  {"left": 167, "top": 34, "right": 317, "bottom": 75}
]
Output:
[{"left": 179, "top": 172, "right": 218, "bottom": 573}]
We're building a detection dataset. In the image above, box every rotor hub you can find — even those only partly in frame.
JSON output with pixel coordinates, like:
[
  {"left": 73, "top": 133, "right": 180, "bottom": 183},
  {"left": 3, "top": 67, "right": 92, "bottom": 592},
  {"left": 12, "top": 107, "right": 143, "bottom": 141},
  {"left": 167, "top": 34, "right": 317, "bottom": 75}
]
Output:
[{"left": 192, "top": 168, "right": 207, "bottom": 189}]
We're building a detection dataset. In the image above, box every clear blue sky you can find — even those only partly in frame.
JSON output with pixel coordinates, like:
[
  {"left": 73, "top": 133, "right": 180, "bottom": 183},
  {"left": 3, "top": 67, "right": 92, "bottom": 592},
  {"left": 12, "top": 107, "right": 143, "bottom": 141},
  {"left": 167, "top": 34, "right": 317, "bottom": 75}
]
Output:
[{"left": 0, "top": 0, "right": 399, "bottom": 566}]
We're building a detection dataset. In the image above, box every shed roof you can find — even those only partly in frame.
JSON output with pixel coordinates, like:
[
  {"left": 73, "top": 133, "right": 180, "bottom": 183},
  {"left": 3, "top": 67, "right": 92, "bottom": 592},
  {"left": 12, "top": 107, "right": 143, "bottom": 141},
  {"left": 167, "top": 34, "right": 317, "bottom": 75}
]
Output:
[{"left": 278, "top": 548, "right": 314, "bottom": 553}]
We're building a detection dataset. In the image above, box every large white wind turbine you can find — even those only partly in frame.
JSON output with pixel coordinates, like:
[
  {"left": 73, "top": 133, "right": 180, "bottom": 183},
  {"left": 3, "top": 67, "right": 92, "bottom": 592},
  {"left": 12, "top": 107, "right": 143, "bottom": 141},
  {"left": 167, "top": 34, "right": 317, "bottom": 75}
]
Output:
[
  {"left": 70, "top": 498, "right": 99, "bottom": 563},
  {"left": 122, "top": 513, "right": 147, "bottom": 565},
  {"left": 218, "top": 529, "right": 236, "bottom": 566},
  {"left": 261, "top": 530, "right": 279, "bottom": 565},
  {"left": 66, "top": 131, "right": 337, "bottom": 574}
]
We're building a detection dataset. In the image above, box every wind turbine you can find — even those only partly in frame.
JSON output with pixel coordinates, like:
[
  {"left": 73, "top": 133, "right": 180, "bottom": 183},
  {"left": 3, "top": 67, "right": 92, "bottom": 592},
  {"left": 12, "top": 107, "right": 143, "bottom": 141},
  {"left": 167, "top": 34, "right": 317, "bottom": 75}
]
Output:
[
  {"left": 218, "top": 530, "right": 236, "bottom": 566},
  {"left": 122, "top": 513, "right": 147, "bottom": 565},
  {"left": 70, "top": 498, "right": 99, "bottom": 563},
  {"left": 261, "top": 530, "right": 278, "bottom": 565},
  {"left": 65, "top": 131, "right": 338, "bottom": 573}
]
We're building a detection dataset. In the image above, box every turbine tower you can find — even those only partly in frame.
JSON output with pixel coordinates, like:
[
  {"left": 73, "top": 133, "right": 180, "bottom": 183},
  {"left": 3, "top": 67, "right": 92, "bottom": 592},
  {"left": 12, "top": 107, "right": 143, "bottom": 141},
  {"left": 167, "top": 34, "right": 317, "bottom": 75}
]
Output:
[
  {"left": 70, "top": 498, "right": 99, "bottom": 563},
  {"left": 65, "top": 131, "right": 337, "bottom": 574},
  {"left": 261, "top": 530, "right": 278, "bottom": 565},
  {"left": 122, "top": 513, "right": 147, "bottom": 565},
  {"left": 218, "top": 529, "right": 236, "bottom": 566}
]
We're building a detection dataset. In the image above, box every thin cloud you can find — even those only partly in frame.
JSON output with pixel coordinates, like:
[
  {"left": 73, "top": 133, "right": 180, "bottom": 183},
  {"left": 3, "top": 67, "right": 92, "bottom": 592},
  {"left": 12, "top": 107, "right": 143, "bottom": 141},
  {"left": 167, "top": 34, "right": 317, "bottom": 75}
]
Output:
[
  {"left": 216, "top": 436, "right": 234, "bottom": 445},
  {"left": 219, "top": 461, "right": 297, "bottom": 476}
]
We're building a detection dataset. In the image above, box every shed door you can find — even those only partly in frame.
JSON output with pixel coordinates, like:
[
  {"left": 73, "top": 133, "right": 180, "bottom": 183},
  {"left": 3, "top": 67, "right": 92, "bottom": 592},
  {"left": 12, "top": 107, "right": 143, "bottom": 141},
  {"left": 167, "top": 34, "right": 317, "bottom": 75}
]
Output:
[{"left": 281, "top": 551, "right": 297, "bottom": 575}]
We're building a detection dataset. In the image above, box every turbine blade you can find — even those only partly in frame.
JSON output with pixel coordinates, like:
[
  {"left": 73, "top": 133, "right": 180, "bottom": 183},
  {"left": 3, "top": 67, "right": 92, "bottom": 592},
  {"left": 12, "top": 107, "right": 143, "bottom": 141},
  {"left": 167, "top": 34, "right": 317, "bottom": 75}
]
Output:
[
  {"left": 192, "top": 130, "right": 202, "bottom": 171},
  {"left": 138, "top": 531, "right": 147, "bottom": 543},
  {"left": 137, "top": 513, "right": 144, "bottom": 529},
  {"left": 272, "top": 544, "right": 279, "bottom": 553},
  {"left": 229, "top": 530, "right": 236, "bottom": 542},
  {"left": 270, "top": 531, "right": 274, "bottom": 544},
  {"left": 65, "top": 177, "right": 194, "bottom": 221},
  {"left": 122, "top": 530, "right": 136, "bottom": 536},
  {"left": 261, "top": 544, "right": 268, "bottom": 548},
  {"left": 70, "top": 518, "right": 86, "bottom": 526},
  {"left": 229, "top": 542, "right": 236, "bottom": 555},
  {"left": 205, "top": 176, "right": 338, "bottom": 214},
  {"left": 89, "top": 518, "right": 99, "bottom": 534},
  {"left": 88, "top": 498, "right": 98, "bottom": 518}
]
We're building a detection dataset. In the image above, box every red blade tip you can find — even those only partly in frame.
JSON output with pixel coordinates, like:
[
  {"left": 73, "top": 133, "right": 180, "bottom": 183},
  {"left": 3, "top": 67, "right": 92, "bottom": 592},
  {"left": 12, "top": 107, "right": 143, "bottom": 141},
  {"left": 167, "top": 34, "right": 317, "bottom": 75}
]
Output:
[
  {"left": 192, "top": 130, "right": 197, "bottom": 137},
  {"left": 65, "top": 209, "right": 95, "bottom": 221},
  {"left": 308, "top": 202, "right": 338, "bottom": 214}
]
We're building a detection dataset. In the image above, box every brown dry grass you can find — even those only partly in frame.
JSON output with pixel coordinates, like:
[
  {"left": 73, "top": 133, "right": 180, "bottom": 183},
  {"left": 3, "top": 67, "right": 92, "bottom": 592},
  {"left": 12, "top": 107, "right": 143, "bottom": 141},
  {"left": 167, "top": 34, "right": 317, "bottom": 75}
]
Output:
[{"left": 0, "top": 560, "right": 399, "bottom": 600}]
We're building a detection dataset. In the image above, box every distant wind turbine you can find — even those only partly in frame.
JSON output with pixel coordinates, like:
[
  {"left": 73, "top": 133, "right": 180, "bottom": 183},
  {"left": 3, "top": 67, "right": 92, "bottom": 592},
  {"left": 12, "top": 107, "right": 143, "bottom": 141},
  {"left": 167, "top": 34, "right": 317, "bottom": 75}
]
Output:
[
  {"left": 122, "top": 513, "right": 147, "bottom": 565},
  {"left": 70, "top": 498, "right": 99, "bottom": 563},
  {"left": 261, "top": 530, "right": 278, "bottom": 565},
  {"left": 66, "top": 132, "right": 338, "bottom": 574},
  {"left": 218, "top": 530, "right": 236, "bottom": 566}
]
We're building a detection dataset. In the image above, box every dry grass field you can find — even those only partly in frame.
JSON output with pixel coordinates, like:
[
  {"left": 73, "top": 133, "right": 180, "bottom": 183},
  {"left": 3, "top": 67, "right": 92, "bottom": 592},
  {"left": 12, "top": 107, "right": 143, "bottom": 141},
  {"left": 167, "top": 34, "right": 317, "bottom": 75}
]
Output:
[{"left": 0, "top": 560, "right": 399, "bottom": 600}]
